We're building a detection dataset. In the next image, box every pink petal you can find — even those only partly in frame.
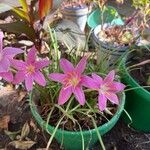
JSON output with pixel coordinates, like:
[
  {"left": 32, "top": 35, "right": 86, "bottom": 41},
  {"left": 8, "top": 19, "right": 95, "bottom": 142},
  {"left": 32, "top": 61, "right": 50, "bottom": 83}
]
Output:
[
  {"left": 11, "top": 59, "right": 26, "bottom": 70},
  {"left": 0, "top": 31, "right": 4, "bottom": 52},
  {"left": 27, "top": 46, "right": 36, "bottom": 64},
  {"left": 48, "top": 73, "right": 66, "bottom": 84},
  {"left": 109, "top": 82, "right": 126, "bottom": 93},
  {"left": 25, "top": 75, "right": 33, "bottom": 91},
  {"left": 60, "top": 58, "right": 74, "bottom": 73},
  {"left": 0, "top": 57, "right": 10, "bottom": 72},
  {"left": 98, "top": 94, "right": 107, "bottom": 111},
  {"left": 104, "top": 70, "right": 115, "bottom": 84},
  {"left": 75, "top": 57, "right": 87, "bottom": 74},
  {"left": 82, "top": 75, "right": 99, "bottom": 89},
  {"left": 35, "top": 59, "right": 51, "bottom": 69},
  {"left": 3, "top": 47, "right": 23, "bottom": 58},
  {"left": 73, "top": 86, "right": 85, "bottom": 105},
  {"left": 105, "top": 92, "right": 119, "bottom": 105},
  {"left": 58, "top": 87, "right": 72, "bottom": 105},
  {"left": 34, "top": 71, "right": 46, "bottom": 86},
  {"left": 92, "top": 73, "right": 103, "bottom": 84},
  {"left": 13, "top": 70, "right": 25, "bottom": 84},
  {"left": 0, "top": 71, "right": 13, "bottom": 82}
]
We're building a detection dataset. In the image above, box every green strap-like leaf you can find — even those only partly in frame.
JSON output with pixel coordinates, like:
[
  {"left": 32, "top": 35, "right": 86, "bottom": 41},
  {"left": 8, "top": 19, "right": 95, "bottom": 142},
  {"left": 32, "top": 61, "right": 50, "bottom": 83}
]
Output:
[
  {"left": 13, "top": 7, "right": 30, "bottom": 22},
  {"left": 18, "top": 0, "right": 28, "bottom": 12}
]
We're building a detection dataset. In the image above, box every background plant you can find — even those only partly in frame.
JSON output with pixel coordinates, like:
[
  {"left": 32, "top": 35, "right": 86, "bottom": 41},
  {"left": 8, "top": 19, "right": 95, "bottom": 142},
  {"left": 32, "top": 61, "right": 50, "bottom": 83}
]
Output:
[{"left": 0, "top": 0, "right": 53, "bottom": 52}]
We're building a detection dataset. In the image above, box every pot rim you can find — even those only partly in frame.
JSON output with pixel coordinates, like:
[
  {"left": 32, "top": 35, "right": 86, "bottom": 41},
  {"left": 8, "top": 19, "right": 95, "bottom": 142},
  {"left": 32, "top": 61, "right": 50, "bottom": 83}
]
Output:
[
  {"left": 30, "top": 92, "right": 125, "bottom": 135},
  {"left": 64, "top": 4, "right": 88, "bottom": 10}
]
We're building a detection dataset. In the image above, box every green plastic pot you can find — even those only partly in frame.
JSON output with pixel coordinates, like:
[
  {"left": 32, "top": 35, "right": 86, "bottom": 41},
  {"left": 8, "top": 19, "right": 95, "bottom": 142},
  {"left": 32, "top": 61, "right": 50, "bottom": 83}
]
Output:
[
  {"left": 87, "top": 6, "right": 124, "bottom": 29},
  {"left": 30, "top": 93, "right": 125, "bottom": 150},
  {"left": 121, "top": 59, "right": 150, "bottom": 132}
]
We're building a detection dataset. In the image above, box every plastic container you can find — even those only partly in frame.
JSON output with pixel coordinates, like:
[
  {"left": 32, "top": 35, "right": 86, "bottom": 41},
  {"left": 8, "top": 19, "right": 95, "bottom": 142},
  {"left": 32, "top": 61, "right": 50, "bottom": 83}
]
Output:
[
  {"left": 62, "top": 5, "right": 90, "bottom": 32},
  {"left": 121, "top": 59, "right": 150, "bottom": 132},
  {"left": 87, "top": 6, "right": 124, "bottom": 29},
  {"left": 92, "top": 24, "right": 129, "bottom": 65},
  {"left": 30, "top": 93, "right": 125, "bottom": 150}
]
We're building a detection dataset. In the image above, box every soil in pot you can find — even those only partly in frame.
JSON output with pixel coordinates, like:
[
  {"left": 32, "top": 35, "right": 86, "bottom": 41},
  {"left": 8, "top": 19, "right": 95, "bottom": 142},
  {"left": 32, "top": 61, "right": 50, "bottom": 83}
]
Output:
[
  {"left": 121, "top": 48, "right": 150, "bottom": 132},
  {"left": 127, "top": 49, "right": 150, "bottom": 91},
  {"left": 39, "top": 91, "right": 118, "bottom": 132}
]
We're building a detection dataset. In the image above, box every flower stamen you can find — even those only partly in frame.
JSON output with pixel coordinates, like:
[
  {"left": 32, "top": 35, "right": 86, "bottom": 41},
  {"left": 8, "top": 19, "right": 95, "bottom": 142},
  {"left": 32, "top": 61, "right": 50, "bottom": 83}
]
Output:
[
  {"left": 63, "top": 71, "right": 81, "bottom": 88},
  {"left": 26, "top": 65, "right": 35, "bottom": 74}
]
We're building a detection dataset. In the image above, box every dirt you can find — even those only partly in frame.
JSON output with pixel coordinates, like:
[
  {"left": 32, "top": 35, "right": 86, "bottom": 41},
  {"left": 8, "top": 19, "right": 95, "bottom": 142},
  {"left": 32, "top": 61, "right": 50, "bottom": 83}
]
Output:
[
  {"left": 1, "top": 96, "right": 150, "bottom": 150},
  {"left": 40, "top": 97, "right": 118, "bottom": 132}
]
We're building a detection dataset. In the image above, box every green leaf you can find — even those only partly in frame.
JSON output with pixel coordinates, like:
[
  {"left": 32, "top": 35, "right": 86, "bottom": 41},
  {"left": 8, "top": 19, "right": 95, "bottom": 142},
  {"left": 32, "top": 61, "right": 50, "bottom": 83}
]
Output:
[
  {"left": 18, "top": 0, "right": 28, "bottom": 12},
  {"left": 13, "top": 7, "right": 30, "bottom": 22},
  {"left": 0, "top": 21, "right": 36, "bottom": 41}
]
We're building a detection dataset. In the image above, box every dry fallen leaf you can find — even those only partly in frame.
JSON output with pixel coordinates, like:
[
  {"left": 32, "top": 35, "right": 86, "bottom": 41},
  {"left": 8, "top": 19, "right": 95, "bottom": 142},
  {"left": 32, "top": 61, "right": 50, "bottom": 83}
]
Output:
[
  {"left": 17, "top": 91, "right": 27, "bottom": 102},
  {"left": 4, "top": 130, "right": 21, "bottom": 140},
  {"left": 9, "top": 141, "right": 36, "bottom": 149},
  {"left": 0, "top": 85, "right": 18, "bottom": 107},
  {"left": 20, "top": 122, "right": 30, "bottom": 140},
  {"left": 0, "top": 84, "right": 14, "bottom": 97},
  {"left": 0, "top": 115, "right": 10, "bottom": 130}
]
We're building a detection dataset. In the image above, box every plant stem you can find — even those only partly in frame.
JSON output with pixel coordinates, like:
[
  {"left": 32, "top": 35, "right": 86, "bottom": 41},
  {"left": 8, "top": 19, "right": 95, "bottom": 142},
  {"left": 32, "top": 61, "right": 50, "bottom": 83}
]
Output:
[{"left": 46, "top": 116, "right": 65, "bottom": 150}]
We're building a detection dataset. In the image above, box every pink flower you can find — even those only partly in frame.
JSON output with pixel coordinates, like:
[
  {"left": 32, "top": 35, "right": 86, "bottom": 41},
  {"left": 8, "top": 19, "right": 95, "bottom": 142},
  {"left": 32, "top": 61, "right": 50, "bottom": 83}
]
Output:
[
  {"left": 12, "top": 46, "right": 50, "bottom": 91},
  {"left": 0, "top": 71, "right": 13, "bottom": 82},
  {"left": 89, "top": 70, "right": 126, "bottom": 111},
  {"left": 48, "top": 57, "right": 95, "bottom": 105},
  {"left": 0, "top": 31, "right": 23, "bottom": 72}
]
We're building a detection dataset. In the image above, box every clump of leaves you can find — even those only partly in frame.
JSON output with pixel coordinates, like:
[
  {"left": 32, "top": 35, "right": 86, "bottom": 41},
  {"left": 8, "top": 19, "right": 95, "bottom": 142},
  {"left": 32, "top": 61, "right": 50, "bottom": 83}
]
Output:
[
  {"left": 98, "top": 25, "right": 135, "bottom": 46},
  {"left": 0, "top": 0, "right": 53, "bottom": 52}
]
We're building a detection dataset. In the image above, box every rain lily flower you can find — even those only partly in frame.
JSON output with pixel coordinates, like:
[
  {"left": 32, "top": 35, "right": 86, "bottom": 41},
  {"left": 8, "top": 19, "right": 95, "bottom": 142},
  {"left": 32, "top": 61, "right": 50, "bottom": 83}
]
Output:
[
  {"left": 0, "top": 31, "right": 23, "bottom": 72},
  {"left": 0, "top": 71, "right": 13, "bottom": 82},
  {"left": 12, "top": 46, "right": 50, "bottom": 91},
  {"left": 48, "top": 57, "right": 95, "bottom": 105},
  {"left": 88, "top": 70, "right": 125, "bottom": 111}
]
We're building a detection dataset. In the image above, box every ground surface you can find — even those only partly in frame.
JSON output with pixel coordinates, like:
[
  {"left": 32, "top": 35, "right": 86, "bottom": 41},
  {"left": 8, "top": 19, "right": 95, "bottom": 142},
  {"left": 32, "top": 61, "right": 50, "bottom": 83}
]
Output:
[
  {"left": 0, "top": 0, "right": 150, "bottom": 150},
  {"left": 1, "top": 95, "right": 150, "bottom": 150}
]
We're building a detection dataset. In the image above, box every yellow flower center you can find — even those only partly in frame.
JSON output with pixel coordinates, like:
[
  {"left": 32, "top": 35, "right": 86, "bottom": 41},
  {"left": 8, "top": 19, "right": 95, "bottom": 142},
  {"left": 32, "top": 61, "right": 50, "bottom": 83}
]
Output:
[
  {"left": 64, "top": 71, "right": 80, "bottom": 88},
  {"left": 26, "top": 65, "right": 35, "bottom": 74},
  {"left": 99, "top": 84, "right": 109, "bottom": 93}
]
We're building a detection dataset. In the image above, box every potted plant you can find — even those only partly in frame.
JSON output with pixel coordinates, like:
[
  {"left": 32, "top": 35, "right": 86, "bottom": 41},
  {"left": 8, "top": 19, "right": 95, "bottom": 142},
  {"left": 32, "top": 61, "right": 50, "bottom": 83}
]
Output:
[
  {"left": 120, "top": 0, "right": 150, "bottom": 132},
  {"left": 60, "top": 0, "right": 91, "bottom": 32},
  {"left": 90, "top": 0, "right": 143, "bottom": 66},
  {"left": 0, "top": 28, "right": 126, "bottom": 149}
]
